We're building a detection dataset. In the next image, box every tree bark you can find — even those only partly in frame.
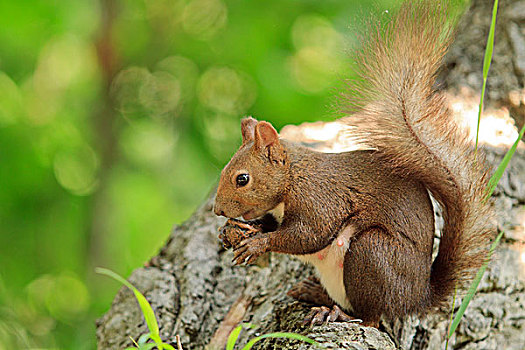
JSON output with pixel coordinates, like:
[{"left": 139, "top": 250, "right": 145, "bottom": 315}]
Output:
[{"left": 96, "top": 1, "right": 525, "bottom": 349}]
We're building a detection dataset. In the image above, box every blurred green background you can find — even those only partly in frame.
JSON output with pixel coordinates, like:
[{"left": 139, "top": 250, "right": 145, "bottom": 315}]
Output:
[{"left": 0, "top": 0, "right": 470, "bottom": 348}]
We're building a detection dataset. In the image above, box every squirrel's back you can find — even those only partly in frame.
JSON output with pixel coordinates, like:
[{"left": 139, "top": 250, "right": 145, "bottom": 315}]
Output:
[{"left": 339, "top": 0, "right": 494, "bottom": 308}]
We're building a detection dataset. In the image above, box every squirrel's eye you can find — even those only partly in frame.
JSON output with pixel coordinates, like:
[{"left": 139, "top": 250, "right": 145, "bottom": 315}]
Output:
[{"left": 236, "top": 174, "right": 250, "bottom": 187}]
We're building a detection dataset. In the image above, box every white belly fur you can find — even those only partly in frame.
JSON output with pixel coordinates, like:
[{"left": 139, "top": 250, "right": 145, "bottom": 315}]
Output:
[{"left": 296, "top": 225, "right": 356, "bottom": 310}]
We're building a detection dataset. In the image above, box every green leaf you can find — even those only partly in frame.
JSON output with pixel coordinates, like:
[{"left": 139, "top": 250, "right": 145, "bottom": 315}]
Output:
[
  {"left": 242, "top": 332, "right": 319, "bottom": 350},
  {"left": 125, "top": 337, "right": 157, "bottom": 350},
  {"left": 149, "top": 334, "right": 165, "bottom": 349},
  {"left": 227, "top": 323, "right": 257, "bottom": 350},
  {"left": 226, "top": 325, "right": 243, "bottom": 350},
  {"left": 475, "top": 0, "right": 498, "bottom": 151},
  {"left": 95, "top": 268, "right": 160, "bottom": 337},
  {"left": 485, "top": 123, "right": 525, "bottom": 200},
  {"left": 137, "top": 333, "right": 151, "bottom": 345},
  {"left": 159, "top": 343, "right": 177, "bottom": 350},
  {"left": 448, "top": 231, "right": 503, "bottom": 338}
]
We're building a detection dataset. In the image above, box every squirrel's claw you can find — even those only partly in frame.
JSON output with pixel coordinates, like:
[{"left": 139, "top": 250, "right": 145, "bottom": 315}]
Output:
[
  {"left": 303, "top": 306, "right": 330, "bottom": 327},
  {"left": 232, "top": 236, "right": 268, "bottom": 265},
  {"left": 303, "top": 305, "right": 361, "bottom": 327},
  {"left": 232, "top": 240, "right": 249, "bottom": 265},
  {"left": 230, "top": 220, "right": 260, "bottom": 236}
]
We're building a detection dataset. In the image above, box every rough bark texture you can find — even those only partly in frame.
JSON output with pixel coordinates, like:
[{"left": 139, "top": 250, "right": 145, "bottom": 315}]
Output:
[{"left": 96, "top": 1, "right": 525, "bottom": 349}]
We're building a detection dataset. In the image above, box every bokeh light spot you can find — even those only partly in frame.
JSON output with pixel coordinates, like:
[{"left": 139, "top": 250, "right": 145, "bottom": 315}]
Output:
[
  {"left": 111, "top": 66, "right": 151, "bottom": 117},
  {"left": 197, "top": 107, "right": 241, "bottom": 163},
  {"left": 144, "top": 0, "right": 186, "bottom": 24},
  {"left": 26, "top": 34, "right": 97, "bottom": 125},
  {"left": 289, "top": 47, "right": 341, "bottom": 93},
  {"left": 182, "top": 0, "right": 228, "bottom": 40},
  {"left": 291, "top": 14, "right": 343, "bottom": 51},
  {"left": 27, "top": 273, "right": 89, "bottom": 323},
  {"left": 53, "top": 144, "right": 99, "bottom": 196},
  {"left": 0, "top": 71, "right": 23, "bottom": 126},
  {"left": 156, "top": 55, "right": 199, "bottom": 103},
  {"left": 139, "top": 70, "right": 181, "bottom": 117},
  {"left": 33, "top": 35, "right": 96, "bottom": 92},
  {"left": 46, "top": 273, "right": 90, "bottom": 321},
  {"left": 120, "top": 119, "right": 177, "bottom": 167},
  {"left": 197, "top": 66, "right": 257, "bottom": 115},
  {"left": 288, "top": 14, "right": 345, "bottom": 93}
]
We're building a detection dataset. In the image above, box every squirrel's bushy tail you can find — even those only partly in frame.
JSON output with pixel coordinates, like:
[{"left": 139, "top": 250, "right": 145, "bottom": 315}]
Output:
[{"left": 339, "top": 0, "right": 494, "bottom": 308}]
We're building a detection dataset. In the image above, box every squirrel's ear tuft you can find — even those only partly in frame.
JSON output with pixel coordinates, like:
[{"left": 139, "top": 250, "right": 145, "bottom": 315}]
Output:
[
  {"left": 241, "top": 117, "right": 258, "bottom": 144},
  {"left": 254, "top": 121, "right": 279, "bottom": 149}
]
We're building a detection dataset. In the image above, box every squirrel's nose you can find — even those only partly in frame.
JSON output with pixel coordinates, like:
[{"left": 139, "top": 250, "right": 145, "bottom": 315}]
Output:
[{"left": 213, "top": 204, "right": 225, "bottom": 217}]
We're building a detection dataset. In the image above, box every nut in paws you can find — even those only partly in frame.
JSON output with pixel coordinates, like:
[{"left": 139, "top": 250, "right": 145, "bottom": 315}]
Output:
[{"left": 218, "top": 219, "right": 262, "bottom": 249}]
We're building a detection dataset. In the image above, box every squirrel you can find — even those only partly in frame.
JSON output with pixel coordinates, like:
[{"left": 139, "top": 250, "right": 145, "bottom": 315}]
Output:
[{"left": 213, "top": 0, "right": 494, "bottom": 328}]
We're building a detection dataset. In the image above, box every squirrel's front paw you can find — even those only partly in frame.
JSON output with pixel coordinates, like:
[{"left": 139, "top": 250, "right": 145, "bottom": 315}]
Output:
[
  {"left": 219, "top": 219, "right": 262, "bottom": 249},
  {"left": 232, "top": 236, "right": 269, "bottom": 265}
]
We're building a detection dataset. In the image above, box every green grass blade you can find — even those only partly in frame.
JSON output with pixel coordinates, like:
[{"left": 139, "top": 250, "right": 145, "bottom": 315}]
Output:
[
  {"left": 485, "top": 124, "right": 525, "bottom": 200},
  {"left": 132, "top": 336, "right": 141, "bottom": 347},
  {"left": 126, "top": 335, "right": 156, "bottom": 350},
  {"left": 150, "top": 334, "right": 165, "bottom": 350},
  {"left": 95, "top": 268, "right": 160, "bottom": 337},
  {"left": 242, "top": 332, "right": 319, "bottom": 350},
  {"left": 475, "top": 0, "right": 498, "bottom": 152},
  {"left": 444, "top": 287, "right": 457, "bottom": 350},
  {"left": 137, "top": 333, "right": 151, "bottom": 345},
  {"left": 227, "top": 323, "right": 256, "bottom": 350},
  {"left": 447, "top": 231, "right": 503, "bottom": 338},
  {"left": 226, "top": 325, "right": 243, "bottom": 350},
  {"left": 475, "top": 85, "right": 487, "bottom": 153},
  {"left": 482, "top": 0, "right": 498, "bottom": 78},
  {"left": 159, "top": 343, "right": 177, "bottom": 350},
  {"left": 126, "top": 335, "right": 140, "bottom": 350}
]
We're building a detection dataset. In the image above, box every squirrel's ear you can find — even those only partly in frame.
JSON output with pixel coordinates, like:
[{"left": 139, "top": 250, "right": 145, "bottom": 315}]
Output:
[
  {"left": 254, "top": 121, "right": 286, "bottom": 164},
  {"left": 254, "top": 121, "right": 279, "bottom": 149},
  {"left": 241, "top": 117, "right": 257, "bottom": 144}
]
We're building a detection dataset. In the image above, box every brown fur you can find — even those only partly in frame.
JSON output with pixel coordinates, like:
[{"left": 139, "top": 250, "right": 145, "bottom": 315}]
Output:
[
  {"left": 214, "top": 0, "right": 494, "bottom": 325},
  {"left": 338, "top": 0, "right": 494, "bottom": 309}
]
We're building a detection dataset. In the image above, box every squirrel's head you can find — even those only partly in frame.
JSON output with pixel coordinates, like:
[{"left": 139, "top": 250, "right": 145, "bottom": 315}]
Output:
[{"left": 214, "top": 117, "right": 289, "bottom": 220}]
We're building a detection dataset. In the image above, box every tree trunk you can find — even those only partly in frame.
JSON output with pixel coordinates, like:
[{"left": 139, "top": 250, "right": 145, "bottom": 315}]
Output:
[{"left": 96, "top": 1, "right": 525, "bottom": 349}]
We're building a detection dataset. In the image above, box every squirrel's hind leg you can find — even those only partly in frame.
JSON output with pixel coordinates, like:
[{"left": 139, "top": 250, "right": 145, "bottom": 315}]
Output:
[
  {"left": 288, "top": 276, "right": 361, "bottom": 327},
  {"left": 343, "top": 228, "right": 431, "bottom": 326},
  {"left": 287, "top": 275, "right": 334, "bottom": 307}
]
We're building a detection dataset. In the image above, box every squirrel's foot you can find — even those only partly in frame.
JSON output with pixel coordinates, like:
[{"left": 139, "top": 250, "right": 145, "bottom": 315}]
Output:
[
  {"left": 361, "top": 320, "right": 380, "bottom": 328},
  {"left": 303, "top": 305, "right": 361, "bottom": 327},
  {"left": 287, "top": 276, "right": 334, "bottom": 307}
]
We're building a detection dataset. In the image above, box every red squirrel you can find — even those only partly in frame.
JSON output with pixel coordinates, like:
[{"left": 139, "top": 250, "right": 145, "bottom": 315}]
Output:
[{"left": 213, "top": 0, "right": 494, "bottom": 327}]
